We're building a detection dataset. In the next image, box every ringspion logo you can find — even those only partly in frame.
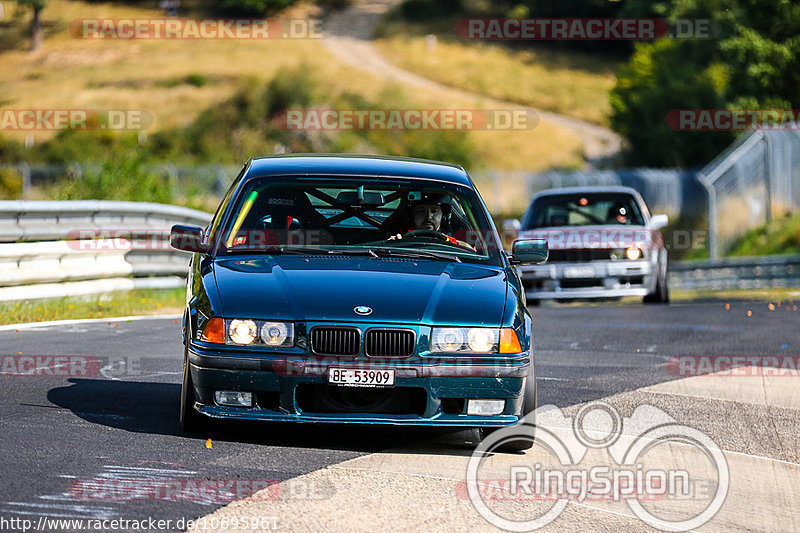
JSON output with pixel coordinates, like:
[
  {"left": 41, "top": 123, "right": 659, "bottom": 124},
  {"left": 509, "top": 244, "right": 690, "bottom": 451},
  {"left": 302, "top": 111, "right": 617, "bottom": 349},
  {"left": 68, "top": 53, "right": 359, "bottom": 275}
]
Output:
[{"left": 467, "top": 402, "right": 728, "bottom": 530}]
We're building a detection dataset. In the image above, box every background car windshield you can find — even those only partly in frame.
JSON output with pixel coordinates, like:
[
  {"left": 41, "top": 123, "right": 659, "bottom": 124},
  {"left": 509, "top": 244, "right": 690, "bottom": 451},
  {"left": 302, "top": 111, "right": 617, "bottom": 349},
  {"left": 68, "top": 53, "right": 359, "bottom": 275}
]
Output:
[
  {"left": 217, "top": 177, "right": 501, "bottom": 263},
  {"left": 524, "top": 193, "right": 644, "bottom": 229}
]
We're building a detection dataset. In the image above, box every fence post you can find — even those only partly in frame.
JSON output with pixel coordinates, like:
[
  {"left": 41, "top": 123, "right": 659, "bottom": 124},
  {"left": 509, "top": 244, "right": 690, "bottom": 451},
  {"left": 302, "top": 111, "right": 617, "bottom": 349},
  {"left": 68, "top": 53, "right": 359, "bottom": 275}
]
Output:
[
  {"left": 763, "top": 131, "right": 772, "bottom": 221},
  {"left": 699, "top": 172, "right": 718, "bottom": 260},
  {"left": 16, "top": 162, "right": 31, "bottom": 200}
]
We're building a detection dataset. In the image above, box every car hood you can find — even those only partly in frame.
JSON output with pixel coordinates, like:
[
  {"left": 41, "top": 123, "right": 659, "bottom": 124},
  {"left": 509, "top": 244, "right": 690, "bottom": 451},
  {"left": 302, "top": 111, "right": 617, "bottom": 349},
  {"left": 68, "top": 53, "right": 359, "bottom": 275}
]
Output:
[
  {"left": 212, "top": 255, "right": 508, "bottom": 325},
  {"left": 519, "top": 225, "right": 659, "bottom": 250}
]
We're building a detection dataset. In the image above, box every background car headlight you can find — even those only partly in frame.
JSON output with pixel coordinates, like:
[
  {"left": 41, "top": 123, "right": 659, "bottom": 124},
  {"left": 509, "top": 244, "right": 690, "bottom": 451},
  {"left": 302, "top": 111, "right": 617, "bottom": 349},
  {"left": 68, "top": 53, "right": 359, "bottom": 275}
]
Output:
[
  {"left": 261, "top": 322, "right": 292, "bottom": 346},
  {"left": 626, "top": 247, "right": 642, "bottom": 260},
  {"left": 431, "top": 327, "right": 505, "bottom": 353},
  {"left": 229, "top": 319, "right": 257, "bottom": 345}
]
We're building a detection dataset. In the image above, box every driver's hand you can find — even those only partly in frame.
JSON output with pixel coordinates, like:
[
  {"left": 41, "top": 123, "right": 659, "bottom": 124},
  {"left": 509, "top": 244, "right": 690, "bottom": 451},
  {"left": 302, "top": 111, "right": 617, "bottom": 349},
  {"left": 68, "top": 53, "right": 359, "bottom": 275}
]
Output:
[{"left": 387, "top": 234, "right": 403, "bottom": 241}]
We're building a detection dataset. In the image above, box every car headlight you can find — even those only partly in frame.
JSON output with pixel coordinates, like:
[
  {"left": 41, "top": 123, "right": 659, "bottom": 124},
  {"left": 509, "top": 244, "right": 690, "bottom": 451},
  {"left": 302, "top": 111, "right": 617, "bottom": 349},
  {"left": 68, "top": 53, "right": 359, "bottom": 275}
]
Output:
[
  {"left": 432, "top": 328, "right": 466, "bottom": 352},
  {"left": 626, "top": 247, "right": 642, "bottom": 260},
  {"left": 430, "top": 327, "right": 521, "bottom": 354},
  {"left": 229, "top": 319, "right": 257, "bottom": 345},
  {"left": 222, "top": 319, "right": 294, "bottom": 347},
  {"left": 261, "top": 322, "right": 292, "bottom": 346},
  {"left": 467, "top": 328, "right": 495, "bottom": 352}
]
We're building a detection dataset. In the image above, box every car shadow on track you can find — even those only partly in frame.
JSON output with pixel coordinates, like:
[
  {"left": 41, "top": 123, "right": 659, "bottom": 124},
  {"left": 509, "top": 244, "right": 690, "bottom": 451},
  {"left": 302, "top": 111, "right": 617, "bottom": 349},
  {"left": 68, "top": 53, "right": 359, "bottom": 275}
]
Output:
[{"left": 47, "top": 378, "right": 479, "bottom": 455}]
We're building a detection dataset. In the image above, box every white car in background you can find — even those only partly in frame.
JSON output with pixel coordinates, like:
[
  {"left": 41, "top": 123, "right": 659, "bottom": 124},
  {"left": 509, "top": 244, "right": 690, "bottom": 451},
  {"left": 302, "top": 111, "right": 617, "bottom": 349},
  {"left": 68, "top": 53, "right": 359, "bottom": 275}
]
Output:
[{"left": 513, "top": 186, "right": 670, "bottom": 304}]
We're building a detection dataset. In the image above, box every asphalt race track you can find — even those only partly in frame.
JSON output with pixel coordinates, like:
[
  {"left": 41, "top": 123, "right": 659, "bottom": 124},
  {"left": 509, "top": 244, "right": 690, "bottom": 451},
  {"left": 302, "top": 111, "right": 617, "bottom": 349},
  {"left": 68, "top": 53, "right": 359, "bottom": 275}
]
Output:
[{"left": 1, "top": 300, "right": 798, "bottom": 532}]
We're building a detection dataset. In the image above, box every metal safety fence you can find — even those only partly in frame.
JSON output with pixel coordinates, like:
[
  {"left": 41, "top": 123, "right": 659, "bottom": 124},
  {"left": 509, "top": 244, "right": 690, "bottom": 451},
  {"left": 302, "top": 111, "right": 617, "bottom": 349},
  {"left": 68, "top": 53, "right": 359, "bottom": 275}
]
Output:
[{"left": 699, "top": 130, "right": 800, "bottom": 259}]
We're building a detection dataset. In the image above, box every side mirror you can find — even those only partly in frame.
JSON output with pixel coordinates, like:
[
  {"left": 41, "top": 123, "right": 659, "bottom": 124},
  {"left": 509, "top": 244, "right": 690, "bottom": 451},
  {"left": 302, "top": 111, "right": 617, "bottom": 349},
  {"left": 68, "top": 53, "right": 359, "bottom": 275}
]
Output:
[
  {"left": 170, "top": 225, "right": 209, "bottom": 253},
  {"left": 649, "top": 214, "right": 669, "bottom": 230},
  {"left": 511, "top": 238, "right": 548, "bottom": 264}
]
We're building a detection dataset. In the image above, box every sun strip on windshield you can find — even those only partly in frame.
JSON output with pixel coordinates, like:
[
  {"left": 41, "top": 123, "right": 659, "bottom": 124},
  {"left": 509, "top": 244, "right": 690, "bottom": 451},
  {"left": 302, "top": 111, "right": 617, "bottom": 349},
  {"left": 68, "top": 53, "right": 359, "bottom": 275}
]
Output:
[{"left": 226, "top": 190, "right": 258, "bottom": 248}]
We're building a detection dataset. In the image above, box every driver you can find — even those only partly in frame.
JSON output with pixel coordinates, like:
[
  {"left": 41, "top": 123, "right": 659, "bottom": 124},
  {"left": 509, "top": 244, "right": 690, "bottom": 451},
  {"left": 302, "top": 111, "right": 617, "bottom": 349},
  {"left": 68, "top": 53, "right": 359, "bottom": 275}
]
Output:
[
  {"left": 607, "top": 204, "right": 630, "bottom": 225},
  {"left": 389, "top": 193, "right": 474, "bottom": 249}
]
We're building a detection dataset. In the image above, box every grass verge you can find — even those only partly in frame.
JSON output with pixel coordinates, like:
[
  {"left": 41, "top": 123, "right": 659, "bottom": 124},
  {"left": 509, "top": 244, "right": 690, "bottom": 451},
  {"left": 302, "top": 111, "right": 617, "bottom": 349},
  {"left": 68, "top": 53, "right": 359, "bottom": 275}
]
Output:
[
  {"left": 0, "top": 288, "right": 184, "bottom": 325},
  {"left": 670, "top": 288, "right": 800, "bottom": 304},
  {"left": 727, "top": 213, "right": 800, "bottom": 257}
]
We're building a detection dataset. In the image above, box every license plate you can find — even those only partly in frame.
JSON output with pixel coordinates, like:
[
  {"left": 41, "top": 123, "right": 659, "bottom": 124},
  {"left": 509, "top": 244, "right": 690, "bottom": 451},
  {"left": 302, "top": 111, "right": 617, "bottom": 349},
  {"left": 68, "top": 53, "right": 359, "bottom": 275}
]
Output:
[
  {"left": 328, "top": 368, "right": 395, "bottom": 388},
  {"left": 563, "top": 266, "right": 596, "bottom": 278}
]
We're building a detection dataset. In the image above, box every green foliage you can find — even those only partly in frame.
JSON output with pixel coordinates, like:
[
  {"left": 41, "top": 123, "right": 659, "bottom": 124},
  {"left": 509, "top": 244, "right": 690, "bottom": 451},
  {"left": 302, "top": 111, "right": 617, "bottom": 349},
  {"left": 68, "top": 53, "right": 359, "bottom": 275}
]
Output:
[
  {"left": 611, "top": 0, "right": 800, "bottom": 167},
  {"left": 2, "top": 66, "right": 476, "bottom": 204},
  {"left": 399, "top": 0, "right": 462, "bottom": 21},
  {"left": 218, "top": 0, "right": 296, "bottom": 16},
  {"left": 149, "top": 68, "right": 318, "bottom": 163},
  {"left": 327, "top": 88, "right": 476, "bottom": 167},
  {"left": 609, "top": 40, "right": 732, "bottom": 166},
  {"left": 149, "top": 66, "right": 475, "bottom": 167},
  {"left": 16, "top": 0, "right": 46, "bottom": 10},
  {"left": 0, "top": 136, "right": 27, "bottom": 163},
  {"left": 727, "top": 213, "right": 800, "bottom": 257},
  {"left": 35, "top": 130, "right": 129, "bottom": 164},
  {"left": 155, "top": 73, "right": 210, "bottom": 88},
  {"left": 47, "top": 150, "right": 174, "bottom": 204},
  {"left": 0, "top": 167, "right": 24, "bottom": 199}
]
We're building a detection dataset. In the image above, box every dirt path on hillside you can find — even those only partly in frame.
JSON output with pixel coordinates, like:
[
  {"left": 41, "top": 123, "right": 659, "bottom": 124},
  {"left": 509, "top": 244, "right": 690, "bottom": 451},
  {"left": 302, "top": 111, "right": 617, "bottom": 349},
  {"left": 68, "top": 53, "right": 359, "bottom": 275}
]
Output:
[{"left": 322, "top": 0, "right": 623, "bottom": 165}]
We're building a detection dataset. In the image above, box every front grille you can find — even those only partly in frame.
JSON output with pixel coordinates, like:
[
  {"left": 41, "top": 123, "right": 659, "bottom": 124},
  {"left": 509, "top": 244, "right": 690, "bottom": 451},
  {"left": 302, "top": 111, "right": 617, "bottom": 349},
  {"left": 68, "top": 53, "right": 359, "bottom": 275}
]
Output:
[
  {"left": 310, "top": 327, "right": 361, "bottom": 356},
  {"left": 365, "top": 329, "right": 416, "bottom": 357},
  {"left": 548, "top": 249, "right": 613, "bottom": 262}
]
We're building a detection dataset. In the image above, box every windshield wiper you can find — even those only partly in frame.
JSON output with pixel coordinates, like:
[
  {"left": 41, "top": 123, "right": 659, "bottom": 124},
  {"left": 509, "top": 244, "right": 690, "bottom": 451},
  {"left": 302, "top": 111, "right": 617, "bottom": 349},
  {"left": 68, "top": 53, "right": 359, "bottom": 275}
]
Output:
[
  {"left": 226, "top": 245, "right": 459, "bottom": 262},
  {"left": 371, "top": 247, "right": 461, "bottom": 263},
  {"left": 226, "top": 245, "right": 335, "bottom": 255},
  {"left": 227, "top": 246, "right": 381, "bottom": 257}
]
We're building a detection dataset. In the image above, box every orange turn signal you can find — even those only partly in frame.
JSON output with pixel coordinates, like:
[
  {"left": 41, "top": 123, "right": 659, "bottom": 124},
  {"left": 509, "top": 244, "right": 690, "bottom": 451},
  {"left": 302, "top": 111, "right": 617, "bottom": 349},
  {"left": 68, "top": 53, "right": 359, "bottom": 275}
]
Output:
[
  {"left": 200, "top": 317, "right": 225, "bottom": 344},
  {"left": 499, "top": 328, "right": 522, "bottom": 353}
]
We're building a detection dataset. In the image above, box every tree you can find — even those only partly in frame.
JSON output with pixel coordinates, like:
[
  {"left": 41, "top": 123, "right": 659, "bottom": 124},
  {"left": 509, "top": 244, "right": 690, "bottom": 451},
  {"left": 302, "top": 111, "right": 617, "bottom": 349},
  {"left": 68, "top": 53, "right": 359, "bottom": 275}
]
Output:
[
  {"left": 611, "top": 0, "right": 800, "bottom": 166},
  {"left": 17, "top": 0, "right": 46, "bottom": 51},
  {"left": 218, "top": 0, "right": 295, "bottom": 16}
]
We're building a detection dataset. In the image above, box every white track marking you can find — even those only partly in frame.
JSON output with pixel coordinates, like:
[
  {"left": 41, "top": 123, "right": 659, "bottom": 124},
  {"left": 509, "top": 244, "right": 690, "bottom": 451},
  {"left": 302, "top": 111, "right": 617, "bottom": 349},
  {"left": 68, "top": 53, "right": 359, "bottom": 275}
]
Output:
[{"left": 0, "top": 314, "right": 181, "bottom": 332}]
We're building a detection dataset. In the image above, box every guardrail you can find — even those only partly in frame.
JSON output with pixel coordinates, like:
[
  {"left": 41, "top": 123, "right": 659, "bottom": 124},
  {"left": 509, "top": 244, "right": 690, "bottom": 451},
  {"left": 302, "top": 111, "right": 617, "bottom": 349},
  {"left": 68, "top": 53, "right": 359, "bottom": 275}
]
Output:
[
  {"left": 0, "top": 201, "right": 798, "bottom": 301},
  {"left": 670, "top": 254, "right": 800, "bottom": 291},
  {"left": 0, "top": 201, "right": 212, "bottom": 302},
  {"left": 0, "top": 200, "right": 211, "bottom": 242}
]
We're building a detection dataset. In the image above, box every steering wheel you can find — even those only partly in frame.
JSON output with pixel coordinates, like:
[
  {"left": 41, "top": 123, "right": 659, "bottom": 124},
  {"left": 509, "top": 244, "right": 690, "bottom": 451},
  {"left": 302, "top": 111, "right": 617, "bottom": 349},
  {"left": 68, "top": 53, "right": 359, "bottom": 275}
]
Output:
[{"left": 403, "top": 229, "right": 450, "bottom": 241}]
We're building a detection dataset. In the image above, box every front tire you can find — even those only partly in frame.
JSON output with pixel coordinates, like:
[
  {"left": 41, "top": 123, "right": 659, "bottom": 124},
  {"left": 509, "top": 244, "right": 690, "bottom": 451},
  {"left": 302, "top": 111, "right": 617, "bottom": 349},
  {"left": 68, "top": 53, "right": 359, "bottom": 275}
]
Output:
[
  {"left": 644, "top": 257, "right": 670, "bottom": 304},
  {"left": 180, "top": 341, "right": 206, "bottom": 433}
]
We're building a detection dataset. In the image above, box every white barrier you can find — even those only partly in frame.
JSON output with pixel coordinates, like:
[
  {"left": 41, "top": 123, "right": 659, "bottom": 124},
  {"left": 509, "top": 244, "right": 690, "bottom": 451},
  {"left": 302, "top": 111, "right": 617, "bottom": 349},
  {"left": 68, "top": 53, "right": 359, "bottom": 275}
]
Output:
[{"left": 0, "top": 201, "right": 212, "bottom": 301}]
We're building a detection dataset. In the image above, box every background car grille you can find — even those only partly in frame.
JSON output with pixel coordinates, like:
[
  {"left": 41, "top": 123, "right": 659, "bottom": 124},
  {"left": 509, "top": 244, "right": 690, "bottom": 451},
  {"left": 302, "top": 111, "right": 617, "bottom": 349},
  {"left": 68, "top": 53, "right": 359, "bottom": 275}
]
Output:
[
  {"left": 365, "top": 329, "right": 415, "bottom": 357},
  {"left": 311, "top": 327, "right": 361, "bottom": 356},
  {"left": 548, "top": 249, "right": 613, "bottom": 262}
]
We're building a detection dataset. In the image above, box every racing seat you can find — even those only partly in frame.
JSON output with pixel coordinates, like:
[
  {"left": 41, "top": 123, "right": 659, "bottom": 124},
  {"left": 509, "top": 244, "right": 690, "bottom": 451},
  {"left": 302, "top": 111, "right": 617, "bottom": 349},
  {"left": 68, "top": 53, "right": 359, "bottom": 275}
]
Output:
[{"left": 379, "top": 198, "right": 412, "bottom": 238}]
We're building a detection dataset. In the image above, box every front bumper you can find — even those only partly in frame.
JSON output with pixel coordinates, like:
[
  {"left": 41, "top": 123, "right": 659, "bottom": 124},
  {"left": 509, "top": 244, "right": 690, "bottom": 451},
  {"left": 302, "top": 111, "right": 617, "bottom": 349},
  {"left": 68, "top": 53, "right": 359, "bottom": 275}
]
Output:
[
  {"left": 187, "top": 345, "right": 530, "bottom": 427},
  {"left": 519, "top": 259, "right": 655, "bottom": 300}
]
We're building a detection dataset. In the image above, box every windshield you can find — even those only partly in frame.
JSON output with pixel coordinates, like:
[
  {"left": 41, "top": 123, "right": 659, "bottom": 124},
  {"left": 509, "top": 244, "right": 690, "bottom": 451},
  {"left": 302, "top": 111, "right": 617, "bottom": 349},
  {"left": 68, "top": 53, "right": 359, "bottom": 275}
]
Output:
[
  {"left": 524, "top": 193, "right": 645, "bottom": 229},
  {"left": 214, "top": 176, "right": 503, "bottom": 265}
]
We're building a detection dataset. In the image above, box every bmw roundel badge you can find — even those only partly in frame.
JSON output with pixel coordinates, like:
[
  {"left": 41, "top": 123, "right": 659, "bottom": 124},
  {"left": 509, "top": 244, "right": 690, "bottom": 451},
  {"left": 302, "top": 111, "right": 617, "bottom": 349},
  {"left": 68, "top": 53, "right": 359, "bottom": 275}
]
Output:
[{"left": 354, "top": 306, "right": 373, "bottom": 316}]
